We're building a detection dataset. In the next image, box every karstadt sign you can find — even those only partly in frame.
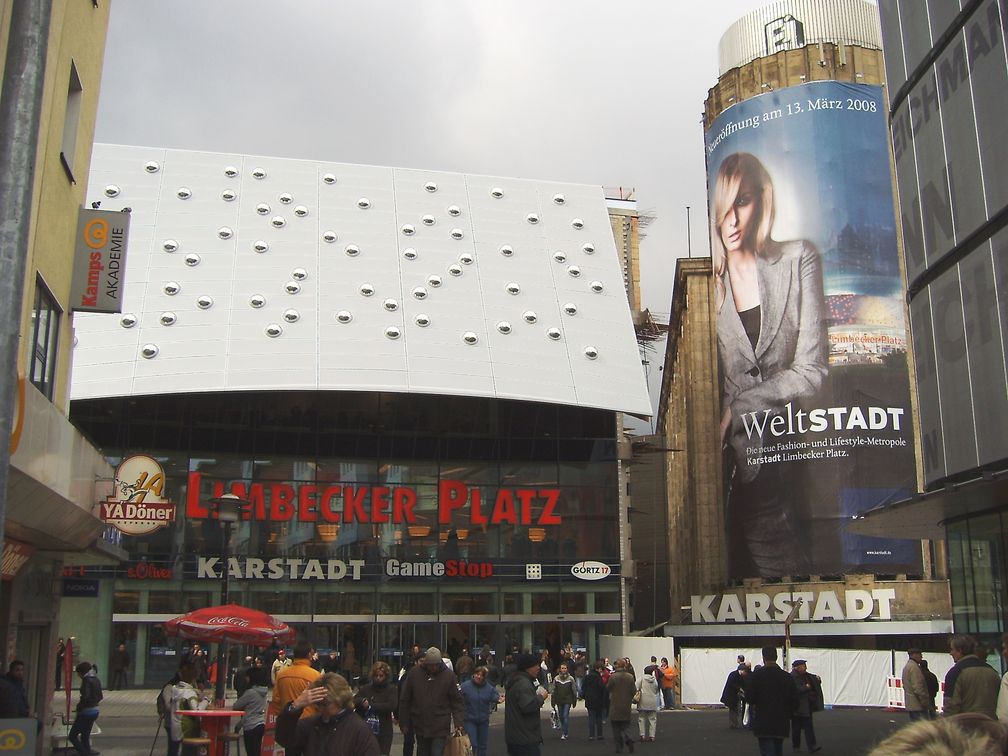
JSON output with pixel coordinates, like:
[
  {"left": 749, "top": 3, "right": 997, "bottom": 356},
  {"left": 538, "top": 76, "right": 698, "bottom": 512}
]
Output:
[{"left": 691, "top": 589, "right": 897, "bottom": 624}]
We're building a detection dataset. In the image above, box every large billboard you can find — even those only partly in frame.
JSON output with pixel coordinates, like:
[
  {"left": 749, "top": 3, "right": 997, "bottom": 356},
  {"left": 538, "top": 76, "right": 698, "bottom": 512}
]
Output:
[{"left": 705, "top": 81, "right": 918, "bottom": 578}]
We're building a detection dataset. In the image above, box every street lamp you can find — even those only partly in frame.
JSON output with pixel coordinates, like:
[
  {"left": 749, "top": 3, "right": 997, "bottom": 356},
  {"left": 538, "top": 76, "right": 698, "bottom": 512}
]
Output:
[{"left": 208, "top": 492, "right": 244, "bottom": 704}]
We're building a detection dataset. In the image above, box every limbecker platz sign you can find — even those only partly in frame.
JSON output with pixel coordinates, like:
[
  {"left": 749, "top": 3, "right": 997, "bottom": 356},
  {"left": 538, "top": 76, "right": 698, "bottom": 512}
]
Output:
[{"left": 186, "top": 473, "right": 562, "bottom": 526}]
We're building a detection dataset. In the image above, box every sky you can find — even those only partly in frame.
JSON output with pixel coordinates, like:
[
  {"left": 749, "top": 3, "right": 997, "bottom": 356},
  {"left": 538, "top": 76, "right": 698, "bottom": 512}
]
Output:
[{"left": 92, "top": 0, "right": 814, "bottom": 422}]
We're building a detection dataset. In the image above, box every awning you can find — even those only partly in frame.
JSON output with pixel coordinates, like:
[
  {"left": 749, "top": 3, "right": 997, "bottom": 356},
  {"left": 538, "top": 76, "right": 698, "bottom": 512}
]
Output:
[{"left": 847, "top": 469, "right": 1008, "bottom": 541}]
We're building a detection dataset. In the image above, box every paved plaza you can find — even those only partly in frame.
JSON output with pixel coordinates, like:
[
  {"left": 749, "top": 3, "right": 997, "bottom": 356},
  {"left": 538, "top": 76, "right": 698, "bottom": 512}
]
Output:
[{"left": 51, "top": 688, "right": 910, "bottom": 755}]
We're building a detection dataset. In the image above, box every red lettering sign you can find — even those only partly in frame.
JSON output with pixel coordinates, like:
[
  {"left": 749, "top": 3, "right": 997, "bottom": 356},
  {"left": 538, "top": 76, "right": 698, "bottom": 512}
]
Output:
[{"left": 184, "top": 472, "right": 562, "bottom": 526}]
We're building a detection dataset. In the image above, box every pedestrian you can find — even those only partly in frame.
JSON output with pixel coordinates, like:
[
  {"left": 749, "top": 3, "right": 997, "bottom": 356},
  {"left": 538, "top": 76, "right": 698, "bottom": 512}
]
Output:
[
  {"left": 56, "top": 638, "right": 66, "bottom": 690},
  {"left": 867, "top": 715, "right": 1008, "bottom": 755},
  {"left": 790, "top": 659, "right": 823, "bottom": 753},
  {"left": 271, "top": 648, "right": 292, "bottom": 686},
  {"left": 109, "top": 641, "right": 130, "bottom": 690},
  {"left": 232, "top": 666, "right": 268, "bottom": 756},
  {"left": 721, "top": 663, "right": 749, "bottom": 729},
  {"left": 461, "top": 665, "right": 500, "bottom": 756},
  {"left": 636, "top": 664, "right": 660, "bottom": 742},
  {"left": 945, "top": 634, "right": 1000, "bottom": 717},
  {"left": 156, "top": 669, "right": 180, "bottom": 752},
  {"left": 504, "top": 652, "right": 549, "bottom": 756},
  {"left": 275, "top": 672, "right": 379, "bottom": 756},
  {"left": 0, "top": 660, "right": 31, "bottom": 719},
  {"left": 188, "top": 643, "right": 208, "bottom": 687},
  {"left": 275, "top": 640, "right": 321, "bottom": 718},
  {"left": 400, "top": 645, "right": 423, "bottom": 756},
  {"left": 605, "top": 657, "right": 637, "bottom": 753},
  {"left": 659, "top": 657, "right": 677, "bottom": 709},
  {"left": 68, "top": 661, "right": 103, "bottom": 756},
  {"left": 742, "top": 646, "right": 798, "bottom": 756},
  {"left": 169, "top": 660, "right": 207, "bottom": 756},
  {"left": 357, "top": 661, "right": 399, "bottom": 756},
  {"left": 920, "top": 659, "right": 940, "bottom": 717},
  {"left": 398, "top": 647, "right": 465, "bottom": 756},
  {"left": 234, "top": 655, "right": 254, "bottom": 696},
  {"left": 551, "top": 662, "right": 577, "bottom": 739},
  {"left": 582, "top": 659, "right": 608, "bottom": 741},
  {"left": 902, "top": 648, "right": 932, "bottom": 722},
  {"left": 572, "top": 652, "right": 588, "bottom": 699},
  {"left": 456, "top": 647, "right": 475, "bottom": 684}
]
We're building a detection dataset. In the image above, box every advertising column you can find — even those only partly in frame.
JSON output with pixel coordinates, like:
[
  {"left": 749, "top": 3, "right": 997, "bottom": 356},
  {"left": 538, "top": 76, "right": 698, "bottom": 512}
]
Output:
[{"left": 706, "top": 81, "right": 918, "bottom": 578}]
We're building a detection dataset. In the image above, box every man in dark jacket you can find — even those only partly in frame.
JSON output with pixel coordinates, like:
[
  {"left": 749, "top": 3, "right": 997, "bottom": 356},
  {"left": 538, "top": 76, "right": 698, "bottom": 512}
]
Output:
[
  {"left": 581, "top": 659, "right": 608, "bottom": 741},
  {"left": 0, "top": 660, "right": 31, "bottom": 719},
  {"left": 398, "top": 647, "right": 464, "bottom": 756},
  {"left": 504, "top": 653, "right": 549, "bottom": 756},
  {"left": 743, "top": 647, "right": 798, "bottom": 756},
  {"left": 790, "top": 659, "right": 823, "bottom": 753},
  {"left": 721, "top": 663, "right": 749, "bottom": 728}
]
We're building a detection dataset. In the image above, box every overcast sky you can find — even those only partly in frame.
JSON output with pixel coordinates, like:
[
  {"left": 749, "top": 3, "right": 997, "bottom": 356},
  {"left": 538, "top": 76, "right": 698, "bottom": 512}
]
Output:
[{"left": 93, "top": 1, "right": 833, "bottom": 423}]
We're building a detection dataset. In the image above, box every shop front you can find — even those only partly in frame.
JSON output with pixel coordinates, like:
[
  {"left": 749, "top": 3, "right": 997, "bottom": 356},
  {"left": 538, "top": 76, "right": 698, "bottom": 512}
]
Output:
[{"left": 66, "top": 390, "right": 624, "bottom": 685}]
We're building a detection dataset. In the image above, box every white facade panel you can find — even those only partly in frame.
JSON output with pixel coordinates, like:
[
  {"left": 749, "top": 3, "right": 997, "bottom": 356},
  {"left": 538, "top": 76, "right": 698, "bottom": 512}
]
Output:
[{"left": 72, "top": 145, "right": 651, "bottom": 415}]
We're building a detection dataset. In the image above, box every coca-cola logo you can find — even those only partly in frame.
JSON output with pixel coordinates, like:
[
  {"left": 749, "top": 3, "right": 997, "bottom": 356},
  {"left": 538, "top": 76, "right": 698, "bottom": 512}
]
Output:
[
  {"left": 127, "top": 562, "right": 172, "bottom": 580},
  {"left": 207, "top": 616, "right": 250, "bottom": 627}
]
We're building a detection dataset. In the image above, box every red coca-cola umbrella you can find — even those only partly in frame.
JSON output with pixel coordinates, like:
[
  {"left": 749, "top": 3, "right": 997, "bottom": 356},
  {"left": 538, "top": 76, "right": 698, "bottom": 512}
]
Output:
[{"left": 164, "top": 604, "right": 295, "bottom": 646}]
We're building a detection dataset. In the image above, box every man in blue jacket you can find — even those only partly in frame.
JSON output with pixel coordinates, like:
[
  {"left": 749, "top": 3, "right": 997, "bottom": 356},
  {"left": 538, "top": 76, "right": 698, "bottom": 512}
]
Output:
[{"left": 504, "top": 653, "right": 549, "bottom": 756}]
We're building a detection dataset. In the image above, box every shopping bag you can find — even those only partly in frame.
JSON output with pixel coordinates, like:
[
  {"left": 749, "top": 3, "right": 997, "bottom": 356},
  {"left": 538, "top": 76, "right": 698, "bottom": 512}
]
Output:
[
  {"left": 551, "top": 708, "right": 560, "bottom": 729},
  {"left": 365, "top": 707, "right": 380, "bottom": 736},
  {"left": 632, "top": 689, "right": 642, "bottom": 705},
  {"left": 445, "top": 730, "right": 474, "bottom": 756}
]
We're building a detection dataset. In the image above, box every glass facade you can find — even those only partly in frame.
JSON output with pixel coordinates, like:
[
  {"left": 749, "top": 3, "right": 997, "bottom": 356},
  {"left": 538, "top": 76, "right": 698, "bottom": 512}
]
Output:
[
  {"left": 880, "top": 0, "right": 1008, "bottom": 646},
  {"left": 70, "top": 391, "right": 623, "bottom": 684},
  {"left": 880, "top": 0, "right": 1008, "bottom": 489}
]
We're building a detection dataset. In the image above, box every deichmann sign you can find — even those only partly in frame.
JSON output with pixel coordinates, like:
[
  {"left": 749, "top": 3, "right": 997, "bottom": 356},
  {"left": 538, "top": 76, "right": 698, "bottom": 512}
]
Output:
[
  {"left": 571, "top": 561, "right": 611, "bottom": 580},
  {"left": 186, "top": 473, "right": 562, "bottom": 526},
  {"left": 70, "top": 208, "right": 129, "bottom": 313},
  {"left": 705, "top": 80, "right": 917, "bottom": 579},
  {"left": 100, "top": 456, "right": 177, "bottom": 535},
  {"left": 691, "top": 589, "right": 897, "bottom": 624}
]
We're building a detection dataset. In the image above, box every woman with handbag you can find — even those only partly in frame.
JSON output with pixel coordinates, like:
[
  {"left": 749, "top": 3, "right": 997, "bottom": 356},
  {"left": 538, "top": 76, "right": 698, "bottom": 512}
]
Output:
[{"left": 355, "top": 661, "right": 398, "bottom": 756}]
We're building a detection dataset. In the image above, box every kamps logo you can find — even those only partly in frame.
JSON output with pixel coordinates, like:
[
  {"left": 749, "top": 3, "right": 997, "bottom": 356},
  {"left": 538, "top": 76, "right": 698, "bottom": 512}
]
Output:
[{"left": 570, "top": 561, "right": 611, "bottom": 581}]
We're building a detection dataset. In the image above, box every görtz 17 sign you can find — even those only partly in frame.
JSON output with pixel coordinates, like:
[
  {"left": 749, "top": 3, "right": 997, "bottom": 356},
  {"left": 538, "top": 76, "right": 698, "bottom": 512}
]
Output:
[
  {"left": 100, "top": 456, "right": 176, "bottom": 536},
  {"left": 71, "top": 208, "right": 129, "bottom": 313}
]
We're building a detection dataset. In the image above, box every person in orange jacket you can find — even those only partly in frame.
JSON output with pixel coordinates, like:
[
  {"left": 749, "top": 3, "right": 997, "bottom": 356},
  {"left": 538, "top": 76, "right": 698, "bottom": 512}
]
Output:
[{"left": 274, "top": 640, "right": 320, "bottom": 719}]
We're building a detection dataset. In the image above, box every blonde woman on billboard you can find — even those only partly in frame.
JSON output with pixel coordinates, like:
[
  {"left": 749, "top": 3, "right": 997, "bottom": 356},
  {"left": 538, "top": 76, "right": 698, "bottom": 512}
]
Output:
[{"left": 711, "top": 151, "right": 827, "bottom": 577}]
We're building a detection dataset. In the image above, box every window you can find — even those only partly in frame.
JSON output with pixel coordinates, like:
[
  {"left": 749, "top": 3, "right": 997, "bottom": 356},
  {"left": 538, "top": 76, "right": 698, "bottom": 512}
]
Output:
[
  {"left": 60, "top": 61, "right": 83, "bottom": 181},
  {"left": 30, "top": 278, "right": 61, "bottom": 400}
]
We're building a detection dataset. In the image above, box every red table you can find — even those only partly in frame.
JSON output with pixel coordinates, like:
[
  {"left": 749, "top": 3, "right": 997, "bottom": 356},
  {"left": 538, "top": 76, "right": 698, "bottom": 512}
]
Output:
[{"left": 180, "top": 709, "right": 244, "bottom": 756}]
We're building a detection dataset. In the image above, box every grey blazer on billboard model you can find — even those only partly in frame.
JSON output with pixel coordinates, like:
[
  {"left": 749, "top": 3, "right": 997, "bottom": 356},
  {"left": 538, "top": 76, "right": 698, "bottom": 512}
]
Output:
[{"left": 718, "top": 238, "right": 828, "bottom": 483}]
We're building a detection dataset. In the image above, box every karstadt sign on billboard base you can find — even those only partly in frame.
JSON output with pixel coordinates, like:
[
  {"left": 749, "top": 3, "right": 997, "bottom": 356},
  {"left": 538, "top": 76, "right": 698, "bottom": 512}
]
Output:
[{"left": 705, "top": 81, "right": 918, "bottom": 579}]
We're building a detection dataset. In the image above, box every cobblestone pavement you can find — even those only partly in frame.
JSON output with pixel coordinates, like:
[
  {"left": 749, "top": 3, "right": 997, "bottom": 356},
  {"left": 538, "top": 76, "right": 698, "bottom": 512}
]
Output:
[{"left": 50, "top": 689, "right": 908, "bottom": 755}]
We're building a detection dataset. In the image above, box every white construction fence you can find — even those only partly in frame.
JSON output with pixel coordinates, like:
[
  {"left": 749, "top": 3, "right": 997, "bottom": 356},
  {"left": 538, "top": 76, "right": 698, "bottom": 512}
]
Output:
[{"left": 680, "top": 647, "right": 954, "bottom": 708}]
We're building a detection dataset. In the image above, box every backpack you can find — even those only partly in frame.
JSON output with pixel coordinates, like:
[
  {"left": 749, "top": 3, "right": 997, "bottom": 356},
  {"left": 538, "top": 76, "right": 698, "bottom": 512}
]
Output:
[{"left": 157, "top": 680, "right": 174, "bottom": 726}]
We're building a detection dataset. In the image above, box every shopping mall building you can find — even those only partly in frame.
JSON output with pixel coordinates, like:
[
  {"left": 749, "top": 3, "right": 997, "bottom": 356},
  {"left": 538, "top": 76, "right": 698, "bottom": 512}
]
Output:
[{"left": 62, "top": 144, "right": 650, "bottom": 685}]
